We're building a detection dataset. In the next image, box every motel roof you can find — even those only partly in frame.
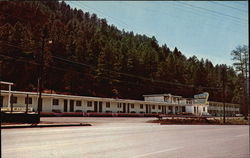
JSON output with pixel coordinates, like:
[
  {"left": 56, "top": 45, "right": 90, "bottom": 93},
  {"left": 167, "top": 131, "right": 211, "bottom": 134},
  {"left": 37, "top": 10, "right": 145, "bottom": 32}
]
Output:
[
  {"left": 143, "top": 94, "right": 182, "bottom": 98},
  {"left": 1, "top": 90, "right": 189, "bottom": 106}
]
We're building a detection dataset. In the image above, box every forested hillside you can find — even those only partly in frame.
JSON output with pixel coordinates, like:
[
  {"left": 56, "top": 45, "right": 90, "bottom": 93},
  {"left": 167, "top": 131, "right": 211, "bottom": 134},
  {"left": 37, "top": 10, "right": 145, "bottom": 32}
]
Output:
[{"left": 0, "top": 1, "right": 243, "bottom": 103}]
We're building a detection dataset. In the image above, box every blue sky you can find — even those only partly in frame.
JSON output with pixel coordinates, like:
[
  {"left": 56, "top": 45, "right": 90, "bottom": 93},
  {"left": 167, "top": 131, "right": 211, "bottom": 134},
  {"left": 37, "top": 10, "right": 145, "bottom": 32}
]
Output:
[{"left": 66, "top": 1, "right": 248, "bottom": 66}]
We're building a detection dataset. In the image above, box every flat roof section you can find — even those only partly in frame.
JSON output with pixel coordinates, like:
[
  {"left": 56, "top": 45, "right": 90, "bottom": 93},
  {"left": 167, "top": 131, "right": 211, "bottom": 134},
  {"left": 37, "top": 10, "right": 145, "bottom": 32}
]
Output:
[
  {"left": 0, "top": 81, "right": 14, "bottom": 85},
  {"left": 0, "top": 90, "right": 185, "bottom": 106},
  {"left": 143, "top": 94, "right": 182, "bottom": 98}
]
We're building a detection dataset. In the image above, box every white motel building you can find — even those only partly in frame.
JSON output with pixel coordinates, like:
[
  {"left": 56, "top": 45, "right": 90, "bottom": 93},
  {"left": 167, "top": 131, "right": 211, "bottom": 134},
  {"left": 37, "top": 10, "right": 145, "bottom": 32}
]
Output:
[{"left": 0, "top": 81, "right": 240, "bottom": 116}]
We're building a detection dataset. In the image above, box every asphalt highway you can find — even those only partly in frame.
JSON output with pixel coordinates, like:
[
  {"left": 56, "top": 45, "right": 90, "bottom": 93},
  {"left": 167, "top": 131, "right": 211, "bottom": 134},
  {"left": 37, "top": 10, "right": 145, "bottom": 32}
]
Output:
[{"left": 2, "top": 117, "right": 249, "bottom": 158}]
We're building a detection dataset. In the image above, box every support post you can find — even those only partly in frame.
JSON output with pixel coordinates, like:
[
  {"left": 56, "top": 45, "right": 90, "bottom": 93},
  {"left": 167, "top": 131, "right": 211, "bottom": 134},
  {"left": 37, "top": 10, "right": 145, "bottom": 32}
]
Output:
[
  {"left": 10, "top": 93, "right": 13, "bottom": 113},
  {"left": 26, "top": 94, "right": 29, "bottom": 114},
  {"left": 0, "top": 62, "right": 1, "bottom": 109},
  {"left": 8, "top": 84, "right": 11, "bottom": 108},
  {"left": 222, "top": 67, "right": 226, "bottom": 124}
]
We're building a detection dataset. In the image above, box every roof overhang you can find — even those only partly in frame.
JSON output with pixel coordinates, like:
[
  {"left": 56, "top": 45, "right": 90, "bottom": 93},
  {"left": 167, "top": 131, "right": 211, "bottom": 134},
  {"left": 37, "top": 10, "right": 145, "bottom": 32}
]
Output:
[{"left": 0, "top": 81, "right": 14, "bottom": 85}]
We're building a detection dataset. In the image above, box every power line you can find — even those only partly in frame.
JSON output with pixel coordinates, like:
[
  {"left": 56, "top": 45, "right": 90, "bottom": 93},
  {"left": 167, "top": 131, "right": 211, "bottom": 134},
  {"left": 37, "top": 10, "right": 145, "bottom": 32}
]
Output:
[
  {"left": 1, "top": 41, "right": 40, "bottom": 52},
  {"left": 52, "top": 55, "right": 194, "bottom": 88},
  {"left": 121, "top": 1, "right": 247, "bottom": 26},
  {"left": 0, "top": 54, "right": 166, "bottom": 91},
  {"left": 169, "top": 2, "right": 247, "bottom": 34},
  {"left": 120, "top": 1, "right": 246, "bottom": 34},
  {"left": 1, "top": 44, "right": 223, "bottom": 91},
  {"left": 0, "top": 53, "right": 223, "bottom": 95},
  {"left": 209, "top": 1, "right": 248, "bottom": 13},
  {"left": 232, "top": 1, "right": 248, "bottom": 7},
  {"left": 51, "top": 55, "right": 223, "bottom": 90},
  {"left": 1, "top": 38, "right": 226, "bottom": 91},
  {"left": 177, "top": 2, "right": 247, "bottom": 25}
]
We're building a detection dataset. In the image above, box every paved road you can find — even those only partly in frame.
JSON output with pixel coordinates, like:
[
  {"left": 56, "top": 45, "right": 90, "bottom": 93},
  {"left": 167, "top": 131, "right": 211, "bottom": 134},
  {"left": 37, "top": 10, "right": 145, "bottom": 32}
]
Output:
[{"left": 2, "top": 117, "right": 249, "bottom": 158}]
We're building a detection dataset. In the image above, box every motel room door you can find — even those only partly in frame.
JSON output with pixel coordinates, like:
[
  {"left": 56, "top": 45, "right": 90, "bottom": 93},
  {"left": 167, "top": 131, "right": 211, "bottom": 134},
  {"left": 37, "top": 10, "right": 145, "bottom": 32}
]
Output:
[
  {"left": 146, "top": 104, "right": 151, "bottom": 113},
  {"left": 146, "top": 104, "right": 149, "bottom": 113},
  {"left": 38, "top": 98, "right": 43, "bottom": 112},
  {"left": 182, "top": 106, "right": 186, "bottom": 112},
  {"left": 99, "top": 101, "right": 102, "bottom": 112},
  {"left": 123, "top": 103, "right": 126, "bottom": 113},
  {"left": 64, "top": 100, "right": 68, "bottom": 112},
  {"left": 94, "top": 101, "right": 98, "bottom": 112},
  {"left": 162, "top": 106, "right": 166, "bottom": 114},
  {"left": 70, "top": 100, "right": 74, "bottom": 112},
  {"left": 169, "top": 106, "right": 173, "bottom": 114}
]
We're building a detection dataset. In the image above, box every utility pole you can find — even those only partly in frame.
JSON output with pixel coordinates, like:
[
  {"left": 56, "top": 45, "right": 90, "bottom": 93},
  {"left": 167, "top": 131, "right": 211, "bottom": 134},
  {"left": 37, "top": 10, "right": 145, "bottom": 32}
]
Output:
[
  {"left": 37, "top": 26, "right": 47, "bottom": 115},
  {"left": 0, "top": 61, "right": 2, "bottom": 109},
  {"left": 222, "top": 67, "right": 226, "bottom": 124}
]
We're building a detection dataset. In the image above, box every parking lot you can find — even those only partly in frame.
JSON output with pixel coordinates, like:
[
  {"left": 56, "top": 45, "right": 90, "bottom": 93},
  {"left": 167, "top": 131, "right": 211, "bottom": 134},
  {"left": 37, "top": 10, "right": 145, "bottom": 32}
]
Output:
[{"left": 2, "top": 117, "right": 249, "bottom": 158}]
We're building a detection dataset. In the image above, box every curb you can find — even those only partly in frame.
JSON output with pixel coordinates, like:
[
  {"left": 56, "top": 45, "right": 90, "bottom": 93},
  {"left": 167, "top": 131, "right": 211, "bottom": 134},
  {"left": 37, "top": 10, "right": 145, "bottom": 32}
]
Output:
[{"left": 1, "top": 123, "right": 92, "bottom": 129}]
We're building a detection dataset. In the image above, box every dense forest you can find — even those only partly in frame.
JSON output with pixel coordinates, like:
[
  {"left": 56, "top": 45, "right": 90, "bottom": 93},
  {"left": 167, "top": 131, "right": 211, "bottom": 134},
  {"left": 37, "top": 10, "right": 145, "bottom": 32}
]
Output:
[{"left": 0, "top": 1, "right": 246, "bottom": 108}]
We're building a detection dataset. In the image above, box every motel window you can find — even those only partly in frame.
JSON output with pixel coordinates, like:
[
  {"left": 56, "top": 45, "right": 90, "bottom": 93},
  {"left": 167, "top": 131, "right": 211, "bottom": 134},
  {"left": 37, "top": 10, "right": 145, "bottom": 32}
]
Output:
[
  {"left": 158, "top": 105, "right": 161, "bottom": 110},
  {"left": 152, "top": 105, "right": 155, "bottom": 109},
  {"left": 25, "top": 97, "right": 32, "bottom": 104},
  {"left": 131, "top": 104, "right": 134, "bottom": 108},
  {"left": 52, "top": 99, "right": 59, "bottom": 105},
  {"left": 106, "top": 102, "right": 110, "bottom": 108},
  {"left": 10, "top": 96, "right": 17, "bottom": 104},
  {"left": 203, "top": 107, "right": 205, "bottom": 111},
  {"left": 76, "top": 101, "right": 82, "bottom": 106},
  {"left": 87, "top": 101, "right": 92, "bottom": 107},
  {"left": 140, "top": 104, "right": 143, "bottom": 109}
]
